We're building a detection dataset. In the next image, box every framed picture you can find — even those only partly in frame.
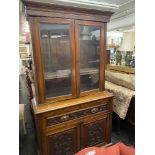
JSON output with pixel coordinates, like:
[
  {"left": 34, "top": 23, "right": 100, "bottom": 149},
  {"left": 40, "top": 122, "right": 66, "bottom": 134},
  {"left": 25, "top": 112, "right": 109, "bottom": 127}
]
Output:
[
  {"left": 19, "top": 47, "right": 27, "bottom": 53},
  {"left": 19, "top": 46, "right": 28, "bottom": 59},
  {"left": 20, "top": 53, "right": 28, "bottom": 59}
]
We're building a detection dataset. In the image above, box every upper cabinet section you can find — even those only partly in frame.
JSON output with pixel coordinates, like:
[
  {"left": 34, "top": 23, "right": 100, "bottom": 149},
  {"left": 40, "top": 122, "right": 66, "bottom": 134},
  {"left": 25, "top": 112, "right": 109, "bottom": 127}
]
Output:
[
  {"left": 24, "top": 1, "right": 113, "bottom": 104},
  {"left": 23, "top": 1, "right": 114, "bottom": 23}
]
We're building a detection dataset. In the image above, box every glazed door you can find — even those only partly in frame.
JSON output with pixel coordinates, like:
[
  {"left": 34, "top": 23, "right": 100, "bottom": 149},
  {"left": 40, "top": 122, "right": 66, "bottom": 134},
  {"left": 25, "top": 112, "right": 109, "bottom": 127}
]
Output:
[
  {"left": 30, "top": 18, "right": 76, "bottom": 103},
  {"left": 75, "top": 20, "right": 106, "bottom": 96},
  {"left": 30, "top": 18, "right": 106, "bottom": 103}
]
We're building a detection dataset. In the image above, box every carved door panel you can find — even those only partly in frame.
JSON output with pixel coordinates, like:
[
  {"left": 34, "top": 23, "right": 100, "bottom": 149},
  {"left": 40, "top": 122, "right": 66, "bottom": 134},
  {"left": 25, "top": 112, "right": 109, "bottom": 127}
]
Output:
[
  {"left": 47, "top": 126, "right": 80, "bottom": 155},
  {"left": 81, "top": 115, "right": 108, "bottom": 148}
]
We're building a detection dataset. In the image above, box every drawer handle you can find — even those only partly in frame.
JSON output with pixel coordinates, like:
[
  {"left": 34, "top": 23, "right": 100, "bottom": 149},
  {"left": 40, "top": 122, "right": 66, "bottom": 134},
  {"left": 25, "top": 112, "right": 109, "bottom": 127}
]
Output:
[
  {"left": 60, "top": 115, "right": 69, "bottom": 121},
  {"left": 91, "top": 107, "right": 99, "bottom": 113}
]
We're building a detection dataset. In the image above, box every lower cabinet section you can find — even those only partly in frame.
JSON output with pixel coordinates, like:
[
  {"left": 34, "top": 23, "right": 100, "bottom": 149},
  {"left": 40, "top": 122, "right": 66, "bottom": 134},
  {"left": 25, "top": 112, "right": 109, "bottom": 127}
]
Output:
[
  {"left": 35, "top": 93, "right": 113, "bottom": 155},
  {"left": 45, "top": 114, "right": 111, "bottom": 155}
]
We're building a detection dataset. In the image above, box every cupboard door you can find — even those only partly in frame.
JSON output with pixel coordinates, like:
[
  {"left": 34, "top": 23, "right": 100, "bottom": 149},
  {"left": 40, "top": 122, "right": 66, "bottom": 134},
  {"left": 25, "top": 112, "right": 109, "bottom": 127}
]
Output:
[
  {"left": 47, "top": 127, "right": 80, "bottom": 155},
  {"left": 81, "top": 116, "right": 108, "bottom": 148},
  {"left": 31, "top": 18, "right": 76, "bottom": 103},
  {"left": 75, "top": 20, "right": 106, "bottom": 96}
]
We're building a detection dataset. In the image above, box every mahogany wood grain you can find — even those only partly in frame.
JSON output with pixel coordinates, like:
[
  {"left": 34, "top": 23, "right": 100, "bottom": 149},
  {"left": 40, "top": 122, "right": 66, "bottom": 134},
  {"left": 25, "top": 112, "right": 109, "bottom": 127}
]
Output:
[
  {"left": 99, "top": 23, "right": 106, "bottom": 91},
  {"left": 23, "top": 1, "right": 114, "bottom": 154},
  {"left": 32, "top": 91, "right": 113, "bottom": 114},
  {"left": 81, "top": 115, "right": 108, "bottom": 148},
  {"left": 34, "top": 93, "right": 113, "bottom": 155},
  {"left": 107, "top": 64, "right": 135, "bottom": 74},
  {"left": 75, "top": 20, "right": 80, "bottom": 97},
  {"left": 29, "top": 17, "right": 45, "bottom": 103},
  {"left": 23, "top": 0, "right": 113, "bottom": 22}
]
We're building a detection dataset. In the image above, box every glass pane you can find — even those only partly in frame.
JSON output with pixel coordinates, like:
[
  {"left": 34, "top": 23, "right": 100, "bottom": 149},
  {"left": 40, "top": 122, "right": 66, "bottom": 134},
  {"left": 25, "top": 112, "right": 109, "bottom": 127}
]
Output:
[
  {"left": 40, "top": 23, "right": 71, "bottom": 98},
  {"left": 79, "top": 25, "right": 100, "bottom": 92}
]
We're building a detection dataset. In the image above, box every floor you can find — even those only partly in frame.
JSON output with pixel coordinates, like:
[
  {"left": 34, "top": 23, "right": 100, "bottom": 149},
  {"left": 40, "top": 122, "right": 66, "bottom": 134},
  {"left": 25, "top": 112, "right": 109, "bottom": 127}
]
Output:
[
  {"left": 19, "top": 74, "right": 135, "bottom": 155},
  {"left": 19, "top": 74, "right": 38, "bottom": 155},
  {"left": 111, "top": 113, "right": 135, "bottom": 146}
]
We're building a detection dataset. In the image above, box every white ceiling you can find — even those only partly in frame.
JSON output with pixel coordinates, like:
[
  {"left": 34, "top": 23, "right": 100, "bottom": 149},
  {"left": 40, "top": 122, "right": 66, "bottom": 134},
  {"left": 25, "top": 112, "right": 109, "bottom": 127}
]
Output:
[
  {"left": 26, "top": 0, "right": 134, "bottom": 11},
  {"left": 108, "top": 0, "right": 134, "bottom": 32},
  {"left": 87, "top": 0, "right": 133, "bottom": 5}
]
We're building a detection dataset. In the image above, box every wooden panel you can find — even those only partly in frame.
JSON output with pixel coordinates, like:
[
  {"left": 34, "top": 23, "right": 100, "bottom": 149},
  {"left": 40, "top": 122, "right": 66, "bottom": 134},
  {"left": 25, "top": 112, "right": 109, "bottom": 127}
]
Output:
[
  {"left": 33, "top": 91, "right": 113, "bottom": 115},
  {"left": 34, "top": 94, "right": 113, "bottom": 154},
  {"left": 34, "top": 114, "right": 44, "bottom": 155},
  {"left": 81, "top": 115, "right": 108, "bottom": 148},
  {"left": 29, "top": 17, "right": 45, "bottom": 103},
  {"left": 24, "top": 1, "right": 113, "bottom": 22},
  {"left": 107, "top": 64, "right": 135, "bottom": 74},
  {"left": 46, "top": 126, "right": 80, "bottom": 155},
  {"left": 46, "top": 104, "right": 108, "bottom": 127},
  {"left": 75, "top": 21, "right": 80, "bottom": 97},
  {"left": 100, "top": 23, "right": 106, "bottom": 91}
]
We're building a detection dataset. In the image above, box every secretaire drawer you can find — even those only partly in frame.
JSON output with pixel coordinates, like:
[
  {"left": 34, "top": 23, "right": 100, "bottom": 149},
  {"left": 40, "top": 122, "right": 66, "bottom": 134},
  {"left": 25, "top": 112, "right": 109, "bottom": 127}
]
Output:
[{"left": 45, "top": 103, "right": 109, "bottom": 127}]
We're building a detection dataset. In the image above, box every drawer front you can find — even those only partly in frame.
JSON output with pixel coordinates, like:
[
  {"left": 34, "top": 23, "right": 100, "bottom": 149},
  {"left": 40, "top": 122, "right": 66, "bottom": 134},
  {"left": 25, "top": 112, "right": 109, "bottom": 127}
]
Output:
[{"left": 46, "top": 103, "right": 108, "bottom": 127}]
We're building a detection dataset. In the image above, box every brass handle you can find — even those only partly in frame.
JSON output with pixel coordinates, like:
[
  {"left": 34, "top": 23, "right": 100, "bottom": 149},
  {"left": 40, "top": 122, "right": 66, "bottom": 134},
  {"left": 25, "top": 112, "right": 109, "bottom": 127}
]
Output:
[
  {"left": 91, "top": 107, "right": 99, "bottom": 113},
  {"left": 60, "top": 115, "right": 69, "bottom": 121}
]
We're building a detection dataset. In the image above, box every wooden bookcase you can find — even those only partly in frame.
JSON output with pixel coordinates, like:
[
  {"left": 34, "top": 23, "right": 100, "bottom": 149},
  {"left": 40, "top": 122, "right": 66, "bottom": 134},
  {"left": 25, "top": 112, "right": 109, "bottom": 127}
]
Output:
[{"left": 23, "top": 1, "right": 114, "bottom": 155}]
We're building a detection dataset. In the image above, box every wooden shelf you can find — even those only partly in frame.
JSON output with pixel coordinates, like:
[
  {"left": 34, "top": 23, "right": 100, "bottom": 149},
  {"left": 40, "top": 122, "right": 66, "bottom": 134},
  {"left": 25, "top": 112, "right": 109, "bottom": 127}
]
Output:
[
  {"left": 106, "top": 44, "right": 120, "bottom": 48},
  {"left": 45, "top": 68, "right": 99, "bottom": 80},
  {"left": 107, "top": 64, "right": 135, "bottom": 74}
]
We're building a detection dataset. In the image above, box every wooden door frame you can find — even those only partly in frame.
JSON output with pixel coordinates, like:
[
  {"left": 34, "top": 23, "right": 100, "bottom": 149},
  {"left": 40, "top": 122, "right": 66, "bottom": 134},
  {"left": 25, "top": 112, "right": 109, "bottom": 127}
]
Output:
[
  {"left": 75, "top": 20, "right": 106, "bottom": 97},
  {"left": 29, "top": 17, "right": 77, "bottom": 104}
]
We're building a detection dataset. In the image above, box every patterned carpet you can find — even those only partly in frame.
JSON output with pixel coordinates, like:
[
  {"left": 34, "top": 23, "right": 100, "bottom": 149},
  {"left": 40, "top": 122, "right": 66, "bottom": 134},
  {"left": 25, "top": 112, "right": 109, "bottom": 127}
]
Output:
[
  {"left": 111, "top": 113, "right": 135, "bottom": 146},
  {"left": 19, "top": 74, "right": 135, "bottom": 155}
]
